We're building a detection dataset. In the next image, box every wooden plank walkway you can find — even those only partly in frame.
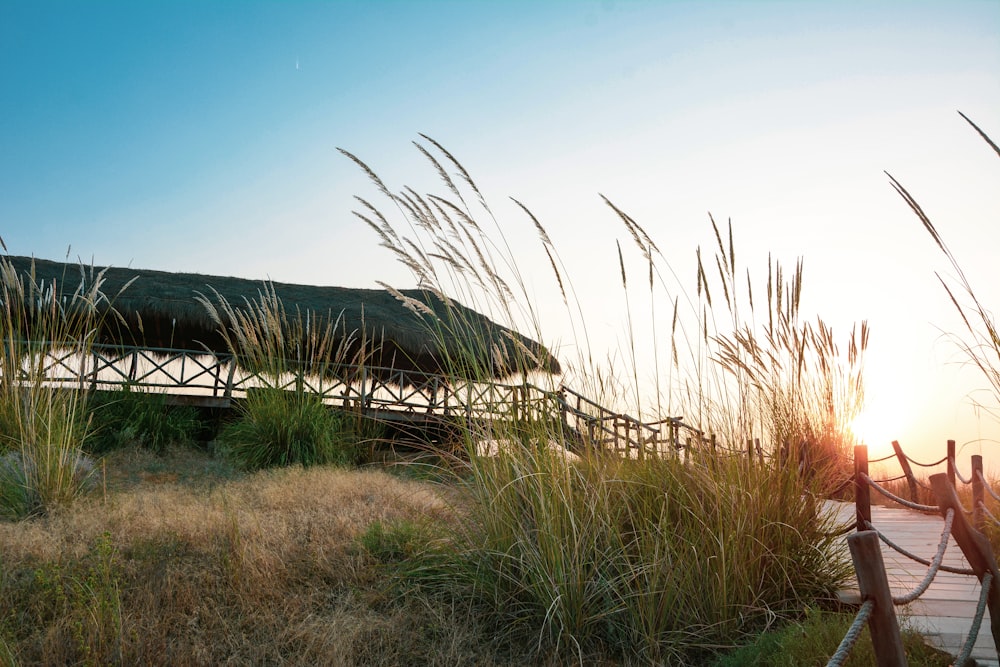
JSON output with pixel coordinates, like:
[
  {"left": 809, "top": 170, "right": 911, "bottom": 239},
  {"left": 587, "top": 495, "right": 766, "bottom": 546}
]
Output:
[{"left": 830, "top": 501, "right": 998, "bottom": 665}]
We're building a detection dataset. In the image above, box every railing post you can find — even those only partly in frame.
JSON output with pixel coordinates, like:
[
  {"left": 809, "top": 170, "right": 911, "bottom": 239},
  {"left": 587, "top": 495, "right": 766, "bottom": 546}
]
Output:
[
  {"left": 972, "top": 454, "right": 985, "bottom": 532},
  {"left": 947, "top": 439, "right": 956, "bottom": 488},
  {"left": 891, "top": 440, "right": 919, "bottom": 503},
  {"left": 847, "top": 530, "right": 908, "bottom": 667},
  {"left": 855, "top": 444, "right": 871, "bottom": 531},
  {"left": 929, "top": 472, "right": 1000, "bottom": 655}
]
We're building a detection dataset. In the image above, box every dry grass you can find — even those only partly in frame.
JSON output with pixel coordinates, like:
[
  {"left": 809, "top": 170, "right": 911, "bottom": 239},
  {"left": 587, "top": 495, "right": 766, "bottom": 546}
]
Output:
[{"left": 0, "top": 449, "right": 512, "bottom": 666}]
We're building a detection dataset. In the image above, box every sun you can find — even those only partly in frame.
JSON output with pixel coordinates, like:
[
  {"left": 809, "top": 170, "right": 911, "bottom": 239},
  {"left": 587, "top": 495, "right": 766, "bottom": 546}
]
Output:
[{"left": 848, "top": 401, "right": 903, "bottom": 459}]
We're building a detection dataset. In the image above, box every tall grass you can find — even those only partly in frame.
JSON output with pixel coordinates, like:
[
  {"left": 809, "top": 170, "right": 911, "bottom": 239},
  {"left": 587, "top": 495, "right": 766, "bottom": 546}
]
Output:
[
  {"left": 0, "top": 253, "right": 131, "bottom": 518},
  {"left": 198, "top": 282, "right": 368, "bottom": 469},
  {"left": 895, "top": 111, "right": 1000, "bottom": 424},
  {"left": 343, "top": 138, "right": 858, "bottom": 662}
]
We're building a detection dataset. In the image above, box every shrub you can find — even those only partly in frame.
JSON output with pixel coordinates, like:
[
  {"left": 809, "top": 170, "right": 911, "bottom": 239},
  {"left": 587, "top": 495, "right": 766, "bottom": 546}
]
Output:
[
  {"left": 219, "top": 388, "right": 361, "bottom": 470},
  {"left": 86, "top": 385, "right": 202, "bottom": 455}
]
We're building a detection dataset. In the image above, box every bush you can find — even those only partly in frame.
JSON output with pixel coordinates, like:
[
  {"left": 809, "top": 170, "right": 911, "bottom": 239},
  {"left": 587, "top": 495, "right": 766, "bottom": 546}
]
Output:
[
  {"left": 86, "top": 385, "right": 202, "bottom": 455},
  {"left": 219, "top": 388, "right": 361, "bottom": 470},
  {"left": 402, "top": 441, "right": 852, "bottom": 664}
]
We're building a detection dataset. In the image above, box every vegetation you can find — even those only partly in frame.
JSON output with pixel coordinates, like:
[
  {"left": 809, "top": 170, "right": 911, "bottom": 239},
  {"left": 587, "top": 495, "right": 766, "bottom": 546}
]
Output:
[
  {"left": 897, "top": 111, "right": 1000, "bottom": 425},
  {"left": 12, "top": 118, "right": 990, "bottom": 663},
  {"left": 218, "top": 387, "right": 362, "bottom": 470},
  {"left": 86, "top": 385, "right": 202, "bottom": 455},
  {"left": 336, "top": 137, "right": 864, "bottom": 663},
  {"left": 711, "top": 607, "right": 953, "bottom": 667},
  {"left": 0, "top": 252, "right": 132, "bottom": 519}
]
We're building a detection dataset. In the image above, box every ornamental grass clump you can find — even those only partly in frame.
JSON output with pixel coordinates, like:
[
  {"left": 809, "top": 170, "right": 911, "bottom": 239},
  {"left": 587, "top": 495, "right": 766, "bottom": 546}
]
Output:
[
  {"left": 199, "top": 282, "right": 365, "bottom": 469},
  {"left": 0, "top": 250, "right": 131, "bottom": 518},
  {"left": 344, "top": 138, "right": 857, "bottom": 662}
]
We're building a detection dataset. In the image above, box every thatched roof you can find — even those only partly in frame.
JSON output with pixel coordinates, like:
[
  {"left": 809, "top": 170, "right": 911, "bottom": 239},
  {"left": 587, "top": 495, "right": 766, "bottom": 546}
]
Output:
[{"left": 2, "top": 256, "right": 560, "bottom": 381}]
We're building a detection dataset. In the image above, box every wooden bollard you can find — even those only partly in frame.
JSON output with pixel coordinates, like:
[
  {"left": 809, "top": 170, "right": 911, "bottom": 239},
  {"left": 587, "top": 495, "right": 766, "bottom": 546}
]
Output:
[
  {"left": 973, "top": 455, "right": 985, "bottom": 532},
  {"left": 847, "top": 530, "right": 908, "bottom": 666},
  {"left": 855, "top": 445, "right": 871, "bottom": 531},
  {"left": 891, "top": 440, "right": 919, "bottom": 503},
  {"left": 929, "top": 472, "right": 1000, "bottom": 657}
]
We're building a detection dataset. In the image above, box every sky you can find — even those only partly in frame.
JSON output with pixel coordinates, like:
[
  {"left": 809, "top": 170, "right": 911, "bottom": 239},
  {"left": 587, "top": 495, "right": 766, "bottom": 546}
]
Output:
[{"left": 2, "top": 1, "right": 999, "bottom": 469}]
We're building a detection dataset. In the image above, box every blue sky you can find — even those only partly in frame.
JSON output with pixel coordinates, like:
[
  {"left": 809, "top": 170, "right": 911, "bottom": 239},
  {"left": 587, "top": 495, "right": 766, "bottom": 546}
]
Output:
[{"left": 3, "top": 1, "right": 1000, "bottom": 464}]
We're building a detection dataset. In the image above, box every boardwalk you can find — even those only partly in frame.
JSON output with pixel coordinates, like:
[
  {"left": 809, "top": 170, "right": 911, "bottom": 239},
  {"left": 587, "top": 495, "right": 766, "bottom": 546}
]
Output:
[{"left": 830, "top": 501, "right": 997, "bottom": 665}]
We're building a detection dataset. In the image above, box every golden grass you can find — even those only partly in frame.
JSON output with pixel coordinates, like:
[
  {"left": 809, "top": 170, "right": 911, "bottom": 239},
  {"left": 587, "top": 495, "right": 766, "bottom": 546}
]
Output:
[{"left": 0, "top": 452, "right": 506, "bottom": 666}]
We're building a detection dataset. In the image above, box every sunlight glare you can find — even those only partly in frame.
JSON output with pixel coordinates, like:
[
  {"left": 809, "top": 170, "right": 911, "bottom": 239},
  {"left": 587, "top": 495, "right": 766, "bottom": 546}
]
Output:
[{"left": 849, "top": 399, "right": 904, "bottom": 459}]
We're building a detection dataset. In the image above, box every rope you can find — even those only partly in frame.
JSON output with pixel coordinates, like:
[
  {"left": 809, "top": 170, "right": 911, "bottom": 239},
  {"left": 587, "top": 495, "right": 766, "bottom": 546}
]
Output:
[
  {"left": 907, "top": 454, "right": 949, "bottom": 468},
  {"left": 978, "top": 500, "right": 1000, "bottom": 529},
  {"left": 862, "top": 520, "right": 976, "bottom": 576},
  {"left": 821, "top": 519, "right": 859, "bottom": 539},
  {"left": 977, "top": 469, "right": 1000, "bottom": 503},
  {"left": 828, "top": 477, "right": 854, "bottom": 497},
  {"left": 949, "top": 456, "right": 972, "bottom": 484},
  {"left": 863, "top": 474, "right": 939, "bottom": 512},
  {"left": 891, "top": 508, "right": 955, "bottom": 605},
  {"left": 825, "top": 599, "right": 874, "bottom": 667},
  {"left": 869, "top": 452, "right": 898, "bottom": 464},
  {"left": 872, "top": 473, "right": 907, "bottom": 484},
  {"left": 954, "top": 571, "right": 993, "bottom": 667}
]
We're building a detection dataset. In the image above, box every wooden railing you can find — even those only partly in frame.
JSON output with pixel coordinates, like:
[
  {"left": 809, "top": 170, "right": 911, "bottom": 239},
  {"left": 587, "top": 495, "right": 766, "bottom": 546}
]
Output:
[{"left": 4, "top": 342, "right": 703, "bottom": 455}]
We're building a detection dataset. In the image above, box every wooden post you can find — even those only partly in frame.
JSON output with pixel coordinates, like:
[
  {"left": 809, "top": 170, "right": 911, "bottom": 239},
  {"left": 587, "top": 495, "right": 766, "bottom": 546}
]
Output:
[
  {"left": 972, "top": 455, "right": 985, "bottom": 533},
  {"left": 847, "top": 530, "right": 908, "bottom": 667},
  {"left": 891, "top": 440, "right": 919, "bottom": 503},
  {"left": 855, "top": 445, "right": 871, "bottom": 531},
  {"left": 747, "top": 439, "right": 754, "bottom": 464},
  {"left": 929, "top": 472, "right": 1000, "bottom": 655},
  {"left": 754, "top": 437, "right": 763, "bottom": 464},
  {"left": 947, "top": 439, "right": 956, "bottom": 489},
  {"left": 224, "top": 359, "right": 237, "bottom": 399}
]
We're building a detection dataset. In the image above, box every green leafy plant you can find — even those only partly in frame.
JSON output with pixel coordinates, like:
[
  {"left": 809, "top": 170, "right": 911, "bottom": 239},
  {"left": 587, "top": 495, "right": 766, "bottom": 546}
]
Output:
[
  {"left": 219, "top": 387, "right": 360, "bottom": 470},
  {"left": 86, "top": 384, "right": 202, "bottom": 455}
]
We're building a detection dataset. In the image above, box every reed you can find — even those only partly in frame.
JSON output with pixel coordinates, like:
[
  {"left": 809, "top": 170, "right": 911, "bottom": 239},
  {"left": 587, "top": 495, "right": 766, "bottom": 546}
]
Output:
[
  {"left": 198, "top": 283, "right": 368, "bottom": 469},
  {"left": 0, "top": 253, "right": 130, "bottom": 518},
  {"left": 896, "top": 112, "right": 1000, "bottom": 423},
  {"left": 344, "top": 138, "right": 858, "bottom": 662}
]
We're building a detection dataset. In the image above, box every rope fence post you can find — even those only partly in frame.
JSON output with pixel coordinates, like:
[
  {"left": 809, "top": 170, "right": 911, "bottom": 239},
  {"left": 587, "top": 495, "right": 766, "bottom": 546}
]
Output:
[
  {"left": 947, "top": 439, "right": 956, "bottom": 488},
  {"left": 929, "top": 472, "right": 1000, "bottom": 656},
  {"left": 846, "top": 530, "right": 908, "bottom": 666},
  {"left": 855, "top": 445, "right": 871, "bottom": 532},
  {"left": 891, "top": 439, "right": 919, "bottom": 503},
  {"left": 973, "top": 455, "right": 985, "bottom": 533}
]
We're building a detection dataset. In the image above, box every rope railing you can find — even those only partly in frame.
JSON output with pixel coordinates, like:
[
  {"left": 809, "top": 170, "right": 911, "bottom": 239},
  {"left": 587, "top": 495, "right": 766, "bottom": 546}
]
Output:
[
  {"left": 825, "top": 599, "right": 874, "bottom": 667},
  {"left": 889, "top": 508, "right": 955, "bottom": 605},
  {"left": 862, "top": 473, "right": 939, "bottom": 512},
  {"left": 978, "top": 469, "right": 1000, "bottom": 504},
  {"left": 870, "top": 473, "right": 907, "bottom": 484},
  {"left": 947, "top": 452, "right": 973, "bottom": 484},
  {"left": 978, "top": 499, "right": 1000, "bottom": 528},
  {"left": 906, "top": 454, "right": 949, "bottom": 468},
  {"left": 862, "top": 519, "right": 976, "bottom": 576},
  {"left": 955, "top": 571, "right": 993, "bottom": 667},
  {"left": 839, "top": 444, "right": 1000, "bottom": 666}
]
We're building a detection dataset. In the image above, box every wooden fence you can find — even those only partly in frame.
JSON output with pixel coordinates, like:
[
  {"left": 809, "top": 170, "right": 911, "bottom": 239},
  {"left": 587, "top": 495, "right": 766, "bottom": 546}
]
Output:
[{"left": 3, "top": 342, "right": 704, "bottom": 455}]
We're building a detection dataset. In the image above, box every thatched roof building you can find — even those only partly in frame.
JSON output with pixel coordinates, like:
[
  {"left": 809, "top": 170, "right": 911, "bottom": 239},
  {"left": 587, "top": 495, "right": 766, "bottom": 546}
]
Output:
[{"left": 2, "top": 256, "right": 560, "bottom": 381}]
